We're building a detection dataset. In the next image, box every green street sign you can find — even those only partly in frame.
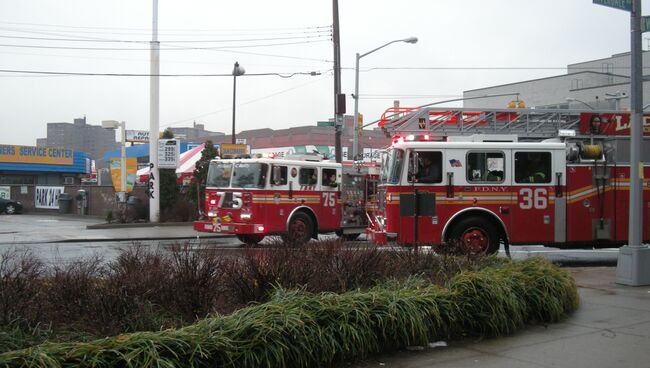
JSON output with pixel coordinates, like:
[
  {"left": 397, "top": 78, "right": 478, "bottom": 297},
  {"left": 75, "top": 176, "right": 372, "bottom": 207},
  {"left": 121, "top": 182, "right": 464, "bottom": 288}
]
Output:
[
  {"left": 643, "top": 16, "right": 650, "bottom": 32},
  {"left": 593, "top": 0, "right": 632, "bottom": 11}
]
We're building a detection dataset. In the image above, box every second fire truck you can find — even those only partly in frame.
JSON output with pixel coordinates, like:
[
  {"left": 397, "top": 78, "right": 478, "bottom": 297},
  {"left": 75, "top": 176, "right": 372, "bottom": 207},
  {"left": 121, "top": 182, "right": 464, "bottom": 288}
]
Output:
[{"left": 193, "top": 154, "right": 375, "bottom": 244}]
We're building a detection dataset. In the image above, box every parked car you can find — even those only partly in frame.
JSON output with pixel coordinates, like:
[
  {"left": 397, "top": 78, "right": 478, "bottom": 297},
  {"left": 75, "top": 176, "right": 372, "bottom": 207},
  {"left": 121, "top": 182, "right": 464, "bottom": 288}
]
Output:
[{"left": 0, "top": 198, "right": 22, "bottom": 214}]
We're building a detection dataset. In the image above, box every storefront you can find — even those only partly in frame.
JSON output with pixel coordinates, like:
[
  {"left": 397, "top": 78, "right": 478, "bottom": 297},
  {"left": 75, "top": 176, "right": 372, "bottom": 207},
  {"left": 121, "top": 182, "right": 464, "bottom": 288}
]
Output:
[{"left": 0, "top": 144, "right": 90, "bottom": 211}]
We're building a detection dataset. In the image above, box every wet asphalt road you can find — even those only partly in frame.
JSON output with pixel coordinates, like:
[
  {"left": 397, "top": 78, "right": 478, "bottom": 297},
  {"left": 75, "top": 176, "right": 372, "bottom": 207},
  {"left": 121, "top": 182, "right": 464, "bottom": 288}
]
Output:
[{"left": 0, "top": 213, "right": 621, "bottom": 265}]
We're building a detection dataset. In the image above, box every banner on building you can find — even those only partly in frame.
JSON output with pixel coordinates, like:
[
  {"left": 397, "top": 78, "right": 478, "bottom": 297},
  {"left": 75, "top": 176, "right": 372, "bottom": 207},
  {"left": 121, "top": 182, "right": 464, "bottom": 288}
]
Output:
[
  {"left": 126, "top": 130, "right": 150, "bottom": 143},
  {"left": 109, "top": 158, "right": 137, "bottom": 192},
  {"left": 0, "top": 186, "right": 10, "bottom": 199},
  {"left": 35, "top": 186, "right": 64, "bottom": 209},
  {"left": 219, "top": 143, "right": 250, "bottom": 157},
  {"left": 579, "top": 112, "right": 650, "bottom": 135},
  {"left": 251, "top": 145, "right": 348, "bottom": 160},
  {"left": 0, "top": 145, "right": 73, "bottom": 165}
]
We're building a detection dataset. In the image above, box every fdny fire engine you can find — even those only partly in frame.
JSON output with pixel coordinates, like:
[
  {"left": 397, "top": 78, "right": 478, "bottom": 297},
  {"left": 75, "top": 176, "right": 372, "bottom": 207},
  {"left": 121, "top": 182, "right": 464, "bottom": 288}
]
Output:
[
  {"left": 366, "top": 107, "right": 650, "bottom": 254},
  {"left": 192, "top": 154, "right": 374, "bottom": 245}
]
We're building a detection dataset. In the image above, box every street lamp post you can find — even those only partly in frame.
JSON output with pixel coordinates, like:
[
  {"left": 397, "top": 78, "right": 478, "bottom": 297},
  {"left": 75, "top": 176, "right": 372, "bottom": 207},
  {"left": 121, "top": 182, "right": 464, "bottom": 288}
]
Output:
[
  {"left": 353, "top": 37, "right": 417, "bottom": 161},
  {"left": 232, "top": 61, "right": 246, "bottom": 144},
  {"left": 101, "top": 120, "right": 127, "bottom": 202}
]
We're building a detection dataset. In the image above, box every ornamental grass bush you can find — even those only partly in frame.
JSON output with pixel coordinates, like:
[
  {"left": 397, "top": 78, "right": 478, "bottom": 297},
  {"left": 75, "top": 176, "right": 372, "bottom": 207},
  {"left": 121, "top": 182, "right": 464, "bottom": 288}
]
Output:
[{"left": 0, "top": 257, "right": 579, "bottom": 368}]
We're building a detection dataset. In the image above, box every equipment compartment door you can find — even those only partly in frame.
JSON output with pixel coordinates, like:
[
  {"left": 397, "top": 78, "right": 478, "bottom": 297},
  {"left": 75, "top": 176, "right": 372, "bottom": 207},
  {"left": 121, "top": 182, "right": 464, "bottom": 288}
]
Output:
[{"left": 398, "top": 191, "right": 436, "bottom": 244}]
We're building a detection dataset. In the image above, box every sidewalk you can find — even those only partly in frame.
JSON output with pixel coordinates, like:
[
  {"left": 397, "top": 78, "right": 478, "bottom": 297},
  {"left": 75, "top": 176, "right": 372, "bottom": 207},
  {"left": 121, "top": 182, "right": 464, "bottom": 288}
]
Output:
[
  {"left": 1, "top": 213, "right": 228, "bottom": 244},
  {"left": 352, "top": 267, "right": 650, "bottom": 368}
]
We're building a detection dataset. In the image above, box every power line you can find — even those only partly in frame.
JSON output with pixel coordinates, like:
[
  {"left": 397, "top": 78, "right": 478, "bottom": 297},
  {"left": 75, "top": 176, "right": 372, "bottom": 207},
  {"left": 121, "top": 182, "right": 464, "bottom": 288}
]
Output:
[
  {"left": 0, "top": 22, "right": 332, "bottom": 37},
  {"left": 0, "top": 68, "right": 326, "bottom": 77},
  {"left": 0, "top": 39, "right": 330, "bottom": 51},
  {"left": 0, "top": 33, "right": 331, "bottom": 44},
  {"left": 161, "top": 73, "right": 331, "bottom": 128}
]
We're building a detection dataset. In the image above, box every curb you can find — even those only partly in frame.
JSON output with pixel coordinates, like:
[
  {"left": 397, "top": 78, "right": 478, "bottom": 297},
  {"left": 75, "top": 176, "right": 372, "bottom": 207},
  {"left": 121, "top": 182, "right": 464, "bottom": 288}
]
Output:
[{"left": 86, "top": 222, "right": 195, "bottom": 230}]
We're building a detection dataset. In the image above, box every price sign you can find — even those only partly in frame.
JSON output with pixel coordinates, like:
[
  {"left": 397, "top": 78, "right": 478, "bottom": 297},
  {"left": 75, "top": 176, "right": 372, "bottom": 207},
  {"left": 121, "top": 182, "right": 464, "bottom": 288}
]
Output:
[{"left": 158, "top": 139, "right": 180, "bottom": 169}]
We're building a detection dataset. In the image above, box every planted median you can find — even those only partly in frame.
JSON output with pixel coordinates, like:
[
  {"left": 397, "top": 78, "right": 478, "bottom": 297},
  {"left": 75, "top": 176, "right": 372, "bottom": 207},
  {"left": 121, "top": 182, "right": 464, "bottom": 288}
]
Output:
[{"left": 0, "top": 248, "right": 578, "bottom": 368}]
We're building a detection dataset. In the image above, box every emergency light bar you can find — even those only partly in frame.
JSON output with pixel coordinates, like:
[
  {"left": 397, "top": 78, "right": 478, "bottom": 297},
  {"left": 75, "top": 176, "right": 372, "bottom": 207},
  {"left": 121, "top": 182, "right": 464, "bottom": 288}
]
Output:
[{"left": 392, "top": 134, "right": 434, "bottom": 144}]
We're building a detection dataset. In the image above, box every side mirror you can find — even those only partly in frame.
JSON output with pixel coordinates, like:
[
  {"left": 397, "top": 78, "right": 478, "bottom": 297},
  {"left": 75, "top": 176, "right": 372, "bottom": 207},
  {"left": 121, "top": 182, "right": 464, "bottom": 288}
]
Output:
[{"left": 272, "top": 166, "right": 282, "bottom": 186}]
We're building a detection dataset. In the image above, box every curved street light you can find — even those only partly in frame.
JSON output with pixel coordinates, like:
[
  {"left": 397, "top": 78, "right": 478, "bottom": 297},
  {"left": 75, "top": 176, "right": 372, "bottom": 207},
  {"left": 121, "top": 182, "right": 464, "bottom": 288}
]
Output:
[
  {"left": 566, "top": 97, "right": 595, "bottom": 110},
  {"left": 353, "top": 37, "right": 418, "bottom": 161},
  {"left": 232, "top": 61, "right": 246, "bottom": 144}
]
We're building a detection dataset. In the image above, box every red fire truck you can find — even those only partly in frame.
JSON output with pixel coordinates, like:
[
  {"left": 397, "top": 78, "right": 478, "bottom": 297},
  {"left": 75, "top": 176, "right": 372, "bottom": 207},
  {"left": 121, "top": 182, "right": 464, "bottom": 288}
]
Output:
[
  {"left": 366, "top": 107, "right": 650, "bottom": 254},
  {"left": 193, "top": 154, "right": 375, "bottom": 244}
]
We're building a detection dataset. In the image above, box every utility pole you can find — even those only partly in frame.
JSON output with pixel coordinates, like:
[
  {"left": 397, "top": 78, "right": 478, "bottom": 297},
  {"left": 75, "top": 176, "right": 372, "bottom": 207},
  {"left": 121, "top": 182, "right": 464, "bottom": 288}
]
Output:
[
  {"left": 616, "top": 0, "right": 650, "bottom": 285},
  {"left": 148, "top": 0, "right": 160, "bottom": 222},
  {"left": 332, "top": 0, "right": 343, "bottom": 163}
]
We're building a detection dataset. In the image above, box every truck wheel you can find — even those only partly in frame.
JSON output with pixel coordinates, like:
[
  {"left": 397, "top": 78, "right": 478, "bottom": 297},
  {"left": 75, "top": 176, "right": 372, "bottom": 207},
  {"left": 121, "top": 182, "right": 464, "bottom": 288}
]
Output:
[
  {"left": 237, "top": 234, "right": 265, "bottom": 246},
  {"left": 448, "top": 216, "right": 499, "bottom": 256},
  {"left": 5, "top": 204, "right": 16, "bottom": 214},
  {"left": 284, "top": 213, "right": 313, "bottom": 245}
]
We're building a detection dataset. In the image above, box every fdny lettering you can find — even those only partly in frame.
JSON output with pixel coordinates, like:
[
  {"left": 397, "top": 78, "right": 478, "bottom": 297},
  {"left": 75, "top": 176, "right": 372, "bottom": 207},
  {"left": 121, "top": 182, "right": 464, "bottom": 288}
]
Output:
[
  {"left": 473, "top": 186, "right": 508, "bottom": 192},
  {"left": 300, "top": 185, "right": 315, "bottom": 190}
]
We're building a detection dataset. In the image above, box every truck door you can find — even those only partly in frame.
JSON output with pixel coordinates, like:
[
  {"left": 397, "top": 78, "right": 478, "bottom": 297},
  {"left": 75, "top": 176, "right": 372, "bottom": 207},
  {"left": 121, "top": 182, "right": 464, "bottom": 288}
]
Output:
[
  {"left": 511, "top": 151, "right": 558, "bottom": 244},
  {"left": 398, "top": 149, "right": 443, "bottom": 244}
]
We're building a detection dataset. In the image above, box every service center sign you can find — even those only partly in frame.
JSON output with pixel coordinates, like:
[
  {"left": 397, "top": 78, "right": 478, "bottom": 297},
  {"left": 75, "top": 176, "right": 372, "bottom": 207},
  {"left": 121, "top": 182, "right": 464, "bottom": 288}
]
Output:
[{"left": 0, "top": 144, "right": 73, "bottom": 165}]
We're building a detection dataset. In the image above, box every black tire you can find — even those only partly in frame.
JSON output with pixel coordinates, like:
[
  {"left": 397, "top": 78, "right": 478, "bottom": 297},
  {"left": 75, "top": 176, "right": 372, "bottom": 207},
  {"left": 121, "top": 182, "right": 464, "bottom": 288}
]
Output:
[
  {"left": 284, "top": 212, "right": 313, "bottom": 246},
  {"left": 5, "top": 204, "right": 16, "bottom": 215},
  {"left": 237, "top": 234, "right": 265, "bottom": 246},
  {"left": 447, "top": 216, "right": 499, "bottom": 256}
]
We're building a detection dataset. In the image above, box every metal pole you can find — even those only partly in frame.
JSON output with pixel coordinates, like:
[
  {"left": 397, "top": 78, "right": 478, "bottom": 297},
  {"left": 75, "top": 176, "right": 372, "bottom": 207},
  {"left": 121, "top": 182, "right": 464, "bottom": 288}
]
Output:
[
  {"left": 353, "top": 53, "right": 360, "bottom": 161},
  {"left": 332, "top": 0, "right": 342, "bottom": 163},
  {"left": 120, "top": 122, "right": 127, "bottom": 202},
  {"left": 616, "top": 0, "right": 650, "bottom": 286},
  {"left": 149, "top": 0, "right": 160, "bottom": 222},
  {"left": 629, "top": 0, "right": 643, "bottom": 248},
  {"left": 232, "top": 62, "right": 238, "bottom": 144}
]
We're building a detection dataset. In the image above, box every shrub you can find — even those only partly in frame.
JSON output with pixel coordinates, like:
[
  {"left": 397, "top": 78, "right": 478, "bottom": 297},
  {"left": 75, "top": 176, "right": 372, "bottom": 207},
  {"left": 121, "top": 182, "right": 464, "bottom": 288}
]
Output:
[{"left": 0, "top": 258, "right": 579, "bottom": 368}]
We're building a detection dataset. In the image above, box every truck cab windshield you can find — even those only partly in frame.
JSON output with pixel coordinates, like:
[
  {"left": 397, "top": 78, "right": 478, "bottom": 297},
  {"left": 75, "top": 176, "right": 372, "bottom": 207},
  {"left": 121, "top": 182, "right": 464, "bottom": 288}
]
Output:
[
  {"left": 206, "top": 162, "right": 233, "bottom": 188},
  {"left": 232, "top": 163, "right": 268, "bottom": 189}
]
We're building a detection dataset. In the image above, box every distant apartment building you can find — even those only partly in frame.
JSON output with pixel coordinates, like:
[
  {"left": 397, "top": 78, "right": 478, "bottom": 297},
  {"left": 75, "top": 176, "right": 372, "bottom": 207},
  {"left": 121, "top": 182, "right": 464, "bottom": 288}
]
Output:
[
  {"left": 206, "top": 115, "right": 391, "bottom": 162},
  {"left": 463, "top": 51, "right": 650, "bottom": 110},
  {"left": 37, "top": 117, "right": 118, "bottom": 168},
  {"left": 168, "top": 122, "right": 224, "bottom": 142}
]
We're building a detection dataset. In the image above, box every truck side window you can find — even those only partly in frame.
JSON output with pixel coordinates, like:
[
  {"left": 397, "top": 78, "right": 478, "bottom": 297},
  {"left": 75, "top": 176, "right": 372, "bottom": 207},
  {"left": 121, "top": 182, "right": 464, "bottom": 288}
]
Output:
[
  {"left": 299, "top": 168, "right": 317, "bottom": 185},
  {"left": 467, "top": 151, "right": 505, "bottom": 182},
  {"left": 322, "top": 168, "right": 338, "bottom": 187},
  {"left": 515, "top": 152, "right": 551, "bottom": 184},
  {"left": 409, "top": 151, "right": 442, "bottom": 184}
]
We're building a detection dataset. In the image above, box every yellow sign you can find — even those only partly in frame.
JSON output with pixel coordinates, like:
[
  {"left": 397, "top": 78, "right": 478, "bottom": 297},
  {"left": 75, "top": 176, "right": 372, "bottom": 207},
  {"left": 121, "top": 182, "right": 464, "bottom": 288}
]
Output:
[
  {"left": 220, "top": 144, "right": 249, "bottom": 157},
  {"left": 0, "top": 144, "right": 73, "bottom": 165},
  {"left": 109, "top": 158, "right": 138, "bottom": 193}
]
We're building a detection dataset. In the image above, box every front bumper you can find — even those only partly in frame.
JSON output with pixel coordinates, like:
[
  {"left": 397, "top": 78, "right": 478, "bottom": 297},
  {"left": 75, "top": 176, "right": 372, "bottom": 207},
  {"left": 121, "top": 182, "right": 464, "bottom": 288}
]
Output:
[{"left": 193, "top": 219, "right": 264, "bottom": 234}]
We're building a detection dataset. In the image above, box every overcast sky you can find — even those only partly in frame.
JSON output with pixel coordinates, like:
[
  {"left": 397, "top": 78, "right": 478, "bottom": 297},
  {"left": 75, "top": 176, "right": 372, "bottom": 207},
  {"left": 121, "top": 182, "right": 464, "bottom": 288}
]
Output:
[{"left": 0, "top": 0, "right": 645, "bottom": 146}]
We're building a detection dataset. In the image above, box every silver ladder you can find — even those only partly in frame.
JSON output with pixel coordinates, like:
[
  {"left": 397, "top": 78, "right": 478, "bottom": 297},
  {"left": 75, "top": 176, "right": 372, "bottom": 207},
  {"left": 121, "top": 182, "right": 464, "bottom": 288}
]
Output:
[{"left": 378, "top": 107, "right": 615, "bottom": 140}]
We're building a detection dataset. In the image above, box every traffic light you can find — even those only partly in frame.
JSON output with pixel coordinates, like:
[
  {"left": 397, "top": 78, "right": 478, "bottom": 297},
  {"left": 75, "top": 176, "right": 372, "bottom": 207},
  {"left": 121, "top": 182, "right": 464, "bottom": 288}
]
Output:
[{"left": 357, "top": 113, "right": 363, "bottom": 136}]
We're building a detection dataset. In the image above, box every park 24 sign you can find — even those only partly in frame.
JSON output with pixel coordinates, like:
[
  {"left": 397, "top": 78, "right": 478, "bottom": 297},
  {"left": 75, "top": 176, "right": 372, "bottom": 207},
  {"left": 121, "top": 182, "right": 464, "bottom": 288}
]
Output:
[{"left": 158, "top": 139, "right": 180, "bottom": 169}]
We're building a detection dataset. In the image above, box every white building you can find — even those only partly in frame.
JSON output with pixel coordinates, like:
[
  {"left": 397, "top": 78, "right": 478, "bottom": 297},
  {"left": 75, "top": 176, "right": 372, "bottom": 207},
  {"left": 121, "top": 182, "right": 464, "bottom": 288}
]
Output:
[{"left": 463, "top": 51, "right": 650, "bottom": 111}]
